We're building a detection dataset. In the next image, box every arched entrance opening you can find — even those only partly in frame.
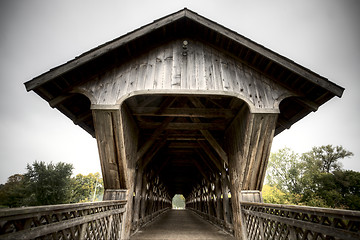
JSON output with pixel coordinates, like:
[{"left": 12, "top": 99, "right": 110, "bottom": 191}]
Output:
[
  {"left": 172, "top": 194, "right": 185, "bottom": 209},
  {"left": 122, "top": 93, "right": 252, "bottom": 231},
  {"left": 123, "top": 93, "right": 248, "bottom": 197}
]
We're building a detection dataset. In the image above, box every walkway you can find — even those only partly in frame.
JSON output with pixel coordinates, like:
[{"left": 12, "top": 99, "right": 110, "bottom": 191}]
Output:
[{"left": 130, "top": 209, "right": 234, "bottom": 240}]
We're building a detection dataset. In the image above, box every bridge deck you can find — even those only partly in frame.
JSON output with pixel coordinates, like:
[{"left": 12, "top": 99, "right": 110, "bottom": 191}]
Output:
[{"left": 130, "top": 209, "right": 235, "bottom": 240}]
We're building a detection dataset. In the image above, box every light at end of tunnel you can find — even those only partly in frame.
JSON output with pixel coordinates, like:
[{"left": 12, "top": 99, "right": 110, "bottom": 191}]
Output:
[{"left": 172, "top": 194, "right": 185, "bottom": 209}]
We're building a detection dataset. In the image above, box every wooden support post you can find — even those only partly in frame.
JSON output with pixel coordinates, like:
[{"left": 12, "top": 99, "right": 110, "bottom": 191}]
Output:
[
  {"left": 225, "top": 107, "right": 277, "bottom": 240},
  {"left": 140, "top": 174, "right": 148, "bottom": 220},
  {"left": 132, "top": 165, "right": 144, "bottom": 224},
  {"left": 119, "top": 105, "right": 139, "bottom": 240},
  {"left": 206, "top": 182, "right": 215, "bottom": 217},
  {"left": 93, "top": 109, "right": 127, "bottom": 190},
  {"left": 221, "top": 168, "right": 232, "bottom": 225},
  {"left": 215, "top": 174, "right": 223, "bottom": 220},
  {"left": 93, "top": 104, "right": 139, "bottom": 240}
]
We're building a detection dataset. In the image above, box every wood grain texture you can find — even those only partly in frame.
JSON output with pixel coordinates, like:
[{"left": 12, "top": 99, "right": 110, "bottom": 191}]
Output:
[{"left": 80, "top": 40, "right": 291, "bottom": 113}]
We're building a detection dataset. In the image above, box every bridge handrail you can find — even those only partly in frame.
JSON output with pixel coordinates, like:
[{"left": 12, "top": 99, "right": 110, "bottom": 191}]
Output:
[
  {"left": 240, "top": 201, "right": 360, "bottom": 240},
  {"left": 0, "top": 200, "right": 127, "bottom": 240}
]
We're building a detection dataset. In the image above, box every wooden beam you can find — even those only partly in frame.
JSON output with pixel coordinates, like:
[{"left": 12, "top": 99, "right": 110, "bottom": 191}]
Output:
[
  {"left": 136, "top": 117, "right": 174, "bottom": 162},
  {"left": 73, "top": 111, "right": 92, "bottom": 125},
  {"left": 93, "top": 110, "right": 125, "bottom": 189},
  {"left": 191, "top": 159, "right": 210, "bottom": 182},
  {"left": 131, "top": 107, "right": 235, "bottom": 118},
  {"left": 167, "top": 142, "right": 201, "bottom": 149},
  {"left": 196, "top": 142, "right": 223, "bottom": 172},
  {"left": 49, "top": 94, "right": 73, "bottom": 108},
  {"left": 197, "top": 126, "right": 228, "bottom": 165},
  {"left": 137, "top": 122, "right": 226, "bottom": 130},
  {"left": 187, "top": 97, "right": 228, "bottom": 165},
  {"left": 141, "top": 138, "right": 167, "bottom": 169},
  {"left": 294, "top": 97, "right": 319, "bottom": 111}
]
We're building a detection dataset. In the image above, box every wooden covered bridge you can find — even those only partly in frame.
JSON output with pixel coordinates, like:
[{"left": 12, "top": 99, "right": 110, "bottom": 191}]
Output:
[{"left": 1, "top": 8, "right": 359, "bottom": 240}]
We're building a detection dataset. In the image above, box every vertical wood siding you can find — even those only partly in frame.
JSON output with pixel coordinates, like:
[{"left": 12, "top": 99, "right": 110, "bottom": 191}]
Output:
[{"left": 79, "top": 40, "right": 292, "bottom": 112}]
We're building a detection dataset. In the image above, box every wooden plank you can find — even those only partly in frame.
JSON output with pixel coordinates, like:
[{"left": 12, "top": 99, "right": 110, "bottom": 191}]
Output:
[
  {"left": 163, "top": 47, "right": 173, "bottom": 89},
  {"left": 25, "top": 9, "right": 187, "bottom": 91},
  {"left": 188, "top": 42, "right": 196, "bottom": 90},
  {"left": 118, "top": 104, "right": 139, "bottom": 239},
  {"left": 184, "top": 9, "right": 344, "bottom": 97},
  {"left": 153, "top": 49, "right": 164, "bottom": 89},
  {"left": 93, "top": 110, "right": 122, "bottom": 189},
  {"left": 256, "top": 115, "right": 277, "bottom": 190},
  {"left": 196, "top": 43, "right": 206, "bottom": 90},
  {"left": 203, "top": 47, "right": 214, "bottom": 90},
  {"left": 171, "top": 41, "right": 181, "bottom": 89},
  {"left": 144, "top": 50, "right": 157, "bottom": 90},
  {"left": 242, "top": 114, "right": 266, "bottom": 190}
]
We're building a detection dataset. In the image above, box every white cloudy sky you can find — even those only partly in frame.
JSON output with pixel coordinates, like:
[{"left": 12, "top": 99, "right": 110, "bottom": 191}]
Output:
[{"left": 1, "top": 0, "right": 359, "bottom": 184}]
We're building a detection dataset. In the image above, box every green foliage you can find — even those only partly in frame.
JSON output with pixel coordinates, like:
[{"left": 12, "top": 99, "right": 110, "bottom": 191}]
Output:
[
  {"left": 262, "top": 185, "right": 287, "bottom": 204},
  {"left": 0, "top": 161, "right": 104, "bottom": 207},
  {"left": 71, "top": 173, "right": 104, "bottom": 203},
  {"left": 0, "top": 174, "right": 27, "bottom": 207},
  {"left": 264, "top": 145, "right": 359, "bottom": 210},
  {"left": 266, "top": 148, "right": 303, "bottom": 196},
  {"left": 172, "top": 194, "right": 185, "bottom": 209},
  {"left": 24, "top": 161, "right": 74, "bottom": 206},
  {"left": 302, "top": 145, "right": 353, "bottom": 173}
]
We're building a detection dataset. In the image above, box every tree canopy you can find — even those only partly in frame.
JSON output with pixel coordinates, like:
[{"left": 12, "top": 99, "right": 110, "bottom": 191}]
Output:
[
  {"left": 0, "top": 161, "right": 104, "bottom": 208},
  {"left": 263, "top": 145, "right": 359, "bottom": 210},
  {"left": 71, "top": 172, "right": 104, "bottom": 203},
  {"left": 24, "top": 161, "right": 74, "bottom": 206}
]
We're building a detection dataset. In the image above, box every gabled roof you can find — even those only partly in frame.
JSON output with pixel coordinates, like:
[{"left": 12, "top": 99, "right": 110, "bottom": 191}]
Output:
[{"left": 24, "top": 8, "right": 344, "bottom": 137}]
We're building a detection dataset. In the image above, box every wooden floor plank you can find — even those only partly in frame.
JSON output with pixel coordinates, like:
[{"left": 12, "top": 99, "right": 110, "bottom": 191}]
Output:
[{"left": 130, "top": 209, "right": 234, "bottom": 240}]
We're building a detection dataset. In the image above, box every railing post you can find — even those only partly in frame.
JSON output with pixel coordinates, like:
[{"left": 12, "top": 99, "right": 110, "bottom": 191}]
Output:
[
  {"left": 79, "top": 223, "right": 88, "bottom": 240},
  {"left": 106, "top": 215, "right": 114, "bottom": 240}
]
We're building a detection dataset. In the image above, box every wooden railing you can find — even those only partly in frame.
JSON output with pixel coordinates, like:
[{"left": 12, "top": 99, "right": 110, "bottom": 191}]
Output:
[
  {"left": 0, "top": 200, "right": 126, "bottom": 240},
  {"left": 241, "top": 202, "right": 360, "bottom": 240}
]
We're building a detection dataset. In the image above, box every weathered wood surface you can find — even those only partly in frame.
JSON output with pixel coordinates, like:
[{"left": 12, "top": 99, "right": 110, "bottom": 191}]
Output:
[
  {"left": 130, "top": 209, "right": 235, "bottom": 240},
  {"left": 241, "top": 202, "right": 360, "bottom": 240},
  {"left": 0, "top": 200, "right": 127, "bottom": 240},
  {"left": 80, "top": 40, "right": 292, "bottom": 113},
  {"left": 225, "top": 107, "right": 277, "bottom": 239},
  {"left": 93, "top": 109, "right": 125, "bottom": 189}
]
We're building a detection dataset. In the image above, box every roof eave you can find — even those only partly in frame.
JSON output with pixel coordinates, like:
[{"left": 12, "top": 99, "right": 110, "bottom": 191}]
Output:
[{"left": 24, "top": 8, "right": 344, "bottom": 98}]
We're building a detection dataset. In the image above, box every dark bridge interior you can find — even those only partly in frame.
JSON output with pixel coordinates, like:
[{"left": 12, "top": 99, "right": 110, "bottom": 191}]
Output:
[{"left": 124, "top": 94, "right": 245, "bottom": 197}]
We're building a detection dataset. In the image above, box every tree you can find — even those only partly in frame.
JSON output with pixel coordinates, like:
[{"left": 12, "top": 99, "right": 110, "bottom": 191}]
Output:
[
  {"left": 302, "top": 145, "right": 353, "bottom": 173},
  {"left": 264, "top": 145, "right": 359, "bottom": 210},
  {"left": 313, "top": 170, "right": 360, "bottom": 210},
  {"left": 70, "top": 173, "right": 104, "bottom": 203},
  {"left": 0, "top": 174, "right": 26, "bottom": 207},
  {"left": 265, "top": 148, "right": 303, "bottom": 202},
  {"left": 262, "top": 185, "right": 288, "bottom": 204},
  {"left": 300, "top": 145, "right": 354, "bottom": 207},
  {"left": 24, "top": 161, "right": 73, "bottom": 206}
]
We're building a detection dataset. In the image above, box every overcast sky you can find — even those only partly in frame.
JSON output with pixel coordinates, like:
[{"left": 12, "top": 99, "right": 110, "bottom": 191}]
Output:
[{"left": 1, "top": 0, "right": 359, "bottom": 184}]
